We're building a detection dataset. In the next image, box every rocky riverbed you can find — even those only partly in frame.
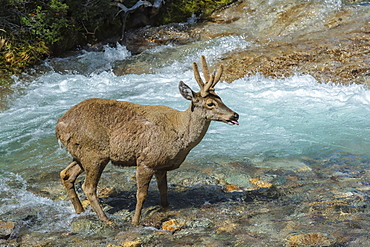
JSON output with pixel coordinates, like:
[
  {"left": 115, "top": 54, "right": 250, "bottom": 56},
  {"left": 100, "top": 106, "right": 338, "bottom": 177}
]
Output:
[{"left": 1, "top": 153, "right": 370, "bottom": 246}]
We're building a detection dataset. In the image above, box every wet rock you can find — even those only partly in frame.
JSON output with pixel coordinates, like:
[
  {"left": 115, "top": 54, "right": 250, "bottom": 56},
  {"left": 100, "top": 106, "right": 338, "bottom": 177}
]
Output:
[
  {"left": 161, "top": 219, "right": 186, "bottom": 231},
  {"left": 113, "top": 209, "right": 133, "bottom": 223},
  {"left": 141, "top": 206, "right": 169, "bottom": 228},
  {"left": 122, "top": 240, "right": 142, "bottom": 247},
  {"left": 301, "top": 200, "right": 369, "bottom": 216},
  {"left": 249, "top": 178, "right": 273, "bottom": 189},
  {"left": 224, "top": 184, "right": 244, "bottom": 192},
  {"left": 71, "top": 217, "right": 116, "bottom": 235},
  {"left": 123, "top": 23, "right": 199, "bottom": 55},
  {"left": 244, "top": 187, "right": 283, "bottom": 202},
  {"left": 170, "top": 170, "right": 219, "bottom": 187},
  {"left": 216, "top": 220, "right": 238, "bottom": 234},
  {"left": 188, "top": 218, "right": 214, "bottom": 229},
  {"left": 254, "top": 159, "right": 312, "bottom": 172},
  {"left": 287, "top": 233, "right": 335, "bottom": 247},
  {"left": 0, "top": 220, "right": 16, "bottom": 239},
  {"left": 347, "top": 235, "right": 370, "bottom": 246},
  {"left": 224, "top": 174, "right": 252, "bottom": 188},
  {"left": 98, "top": 187, "right": 118, "bottom": 198}
]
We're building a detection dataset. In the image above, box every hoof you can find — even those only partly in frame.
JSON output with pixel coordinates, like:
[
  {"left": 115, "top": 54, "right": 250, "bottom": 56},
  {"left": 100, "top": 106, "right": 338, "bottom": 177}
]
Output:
[{"left": 131, "top": 220, "right": 139, "bottom": 227}]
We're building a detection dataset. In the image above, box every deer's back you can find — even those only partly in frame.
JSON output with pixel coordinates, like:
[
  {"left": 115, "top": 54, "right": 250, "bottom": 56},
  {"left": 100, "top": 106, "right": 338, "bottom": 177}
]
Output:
[{"left": 56, "top": 98, "right": 186, "bottom": 168}]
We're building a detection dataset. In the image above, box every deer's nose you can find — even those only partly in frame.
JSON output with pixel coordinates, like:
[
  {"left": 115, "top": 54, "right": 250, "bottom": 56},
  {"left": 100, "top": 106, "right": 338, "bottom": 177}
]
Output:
[{"left": 228, "top": 112, "right": 239, "bottom": 125}]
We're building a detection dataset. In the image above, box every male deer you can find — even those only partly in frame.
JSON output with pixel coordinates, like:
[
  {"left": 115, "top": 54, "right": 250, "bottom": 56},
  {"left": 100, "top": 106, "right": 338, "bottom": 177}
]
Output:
[{"left": 56, "top": 56, "right": 239, "bottom": 226}]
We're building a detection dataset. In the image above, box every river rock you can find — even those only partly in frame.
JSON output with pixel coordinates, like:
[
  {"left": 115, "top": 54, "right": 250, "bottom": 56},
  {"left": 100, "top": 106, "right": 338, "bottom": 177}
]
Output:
[
  {"left": 188, "top": 218, "right": 214, "bottom": 228},
  {"left": 249, "top": 178, "right": 273, "bottom": 189},
  {"left": 287, "top": 233, "right": 335, "bottom": 246},
  {"left": 162, "top": 219, "right": 186, "bottom": 231},
  {"left": 123, "top": 23, "right": 199, "bottom": 55},
  {"left": 224, "top": 174, "right": 252, "bottom": 188},
  {"left": 71, "top": 217, "right": 115, "bottom": 235},
  {"left": 122, "top": 240, "right": 142, "bottom": 247},
  {"left": 0, "top": 220, "right": 16, "bottom": 239},
  {"left": 224, "top": 184, "right": 244, "bottom": 192}
]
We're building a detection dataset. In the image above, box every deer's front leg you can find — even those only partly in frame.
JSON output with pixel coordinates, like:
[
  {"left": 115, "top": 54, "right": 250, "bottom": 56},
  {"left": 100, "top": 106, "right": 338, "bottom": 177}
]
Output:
[
  {"left": 155, "top": 170, "right": 169, "bottom": 208},
  {"left": 132, "top": 165, "right": 155, "bottom": 226}
]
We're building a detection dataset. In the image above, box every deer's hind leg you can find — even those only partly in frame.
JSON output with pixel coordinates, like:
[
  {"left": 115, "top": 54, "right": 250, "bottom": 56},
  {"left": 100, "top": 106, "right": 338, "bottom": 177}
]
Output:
[
  {"left": 60, "top": 161, "right": 84, "bottom": 214},
  {"left": 81, "top": 159, "right": 111, "bottom": 223}
]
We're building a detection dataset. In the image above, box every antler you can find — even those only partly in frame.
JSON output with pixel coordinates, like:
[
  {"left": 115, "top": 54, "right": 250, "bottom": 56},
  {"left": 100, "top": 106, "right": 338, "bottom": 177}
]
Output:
[{"left": 193, "top": 55, "right": 224, "bottom": 97}]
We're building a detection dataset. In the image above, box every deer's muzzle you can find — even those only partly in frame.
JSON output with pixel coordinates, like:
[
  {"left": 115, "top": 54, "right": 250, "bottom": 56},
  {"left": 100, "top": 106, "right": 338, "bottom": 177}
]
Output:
[{"left": 227, "top": 112, "right": 239, "bottom": 125}]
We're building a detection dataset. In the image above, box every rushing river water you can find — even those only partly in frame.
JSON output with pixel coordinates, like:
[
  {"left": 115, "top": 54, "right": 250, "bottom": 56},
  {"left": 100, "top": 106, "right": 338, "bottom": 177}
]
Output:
[{"left": 1, "top": 1, "right": 370, "bottom": 246}]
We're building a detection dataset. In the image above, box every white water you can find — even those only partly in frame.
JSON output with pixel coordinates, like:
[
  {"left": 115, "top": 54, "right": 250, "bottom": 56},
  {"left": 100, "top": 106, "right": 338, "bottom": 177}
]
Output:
[{"left": 1, "top": 36, "right": 370, "bottom": 231}]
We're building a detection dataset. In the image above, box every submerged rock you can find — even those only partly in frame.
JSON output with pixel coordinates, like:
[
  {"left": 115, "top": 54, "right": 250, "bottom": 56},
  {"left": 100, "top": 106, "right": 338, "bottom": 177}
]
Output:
[
  {"left": 0, "top": 220, "right": 16, "bottom": 240},
  {"left": 188, "top": 217, "right": 214, "bottom": 229},
  {"left": 287, "top": 233, "right": 335, "bottom": 247}
]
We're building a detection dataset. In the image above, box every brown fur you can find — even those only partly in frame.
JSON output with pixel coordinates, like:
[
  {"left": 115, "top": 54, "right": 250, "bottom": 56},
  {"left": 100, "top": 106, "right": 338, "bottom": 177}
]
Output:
[{"left": 56, "top": 56, "right": 239, "bottom": 225}]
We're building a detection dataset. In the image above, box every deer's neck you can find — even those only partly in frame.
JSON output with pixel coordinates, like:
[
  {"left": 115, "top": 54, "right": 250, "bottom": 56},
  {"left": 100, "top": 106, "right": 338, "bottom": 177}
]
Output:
[{"left": 176, "top": 105, "right": 211, "bottom": 149}]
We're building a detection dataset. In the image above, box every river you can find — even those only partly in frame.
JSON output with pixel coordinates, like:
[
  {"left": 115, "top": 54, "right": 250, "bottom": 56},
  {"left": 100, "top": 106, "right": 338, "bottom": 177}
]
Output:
[{"left": 1, "top": 0, "right": 370, "bottom": 246}]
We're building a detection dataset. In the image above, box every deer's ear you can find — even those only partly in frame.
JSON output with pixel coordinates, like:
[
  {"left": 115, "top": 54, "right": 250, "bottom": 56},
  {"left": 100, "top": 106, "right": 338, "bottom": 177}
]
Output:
[{"left": 179, "top": 81, "right": 195, "bottom": 100}]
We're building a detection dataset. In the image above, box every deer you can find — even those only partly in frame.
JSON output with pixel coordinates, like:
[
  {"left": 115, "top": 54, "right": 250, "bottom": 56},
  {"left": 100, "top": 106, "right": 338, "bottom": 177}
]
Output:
[{"left": 56, "top": 56, "right": 239, "bottom": 226}]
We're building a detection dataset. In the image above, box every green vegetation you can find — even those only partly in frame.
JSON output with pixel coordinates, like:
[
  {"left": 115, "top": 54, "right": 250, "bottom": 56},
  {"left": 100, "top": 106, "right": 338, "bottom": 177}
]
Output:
[
  {"left": 0, "top": 0, "right": 234, "bottom": 77},
  {"left": 0, "top": 0, "right": 119, "bottom": 76}
]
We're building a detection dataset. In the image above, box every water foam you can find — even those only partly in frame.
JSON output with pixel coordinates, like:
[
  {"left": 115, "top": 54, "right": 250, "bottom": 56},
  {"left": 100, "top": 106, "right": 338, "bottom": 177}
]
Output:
[
  {"left": 0, "top": 172, "right": 76, "bottom": 232},
  {"left": 201, "top": 73, "right": 370, "bottom": 160}
]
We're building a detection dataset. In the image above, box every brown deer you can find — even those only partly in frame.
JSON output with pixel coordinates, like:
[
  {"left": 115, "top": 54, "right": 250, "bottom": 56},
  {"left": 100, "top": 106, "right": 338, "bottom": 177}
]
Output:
[{"left": 56, "top": 56, "right": 239, "bottom": 226}]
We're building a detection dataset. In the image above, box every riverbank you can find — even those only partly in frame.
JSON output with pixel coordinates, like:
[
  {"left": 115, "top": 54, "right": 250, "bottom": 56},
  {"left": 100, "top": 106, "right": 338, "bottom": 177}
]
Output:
[
  {"left": 117, "top": 0, "right": 370, "bottom": 86},
  {"left": 219, "top": 2, "right": 370, "bottom": 86}
]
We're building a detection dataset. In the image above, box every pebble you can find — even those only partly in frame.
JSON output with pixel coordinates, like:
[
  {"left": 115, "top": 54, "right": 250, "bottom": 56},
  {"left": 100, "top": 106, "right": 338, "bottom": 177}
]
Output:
[
  {"left": 162, "top": 219, "right": 186, "bottom": 231},
  {"left": 249, "top": 178, "right": 273, "bottom": 188}
]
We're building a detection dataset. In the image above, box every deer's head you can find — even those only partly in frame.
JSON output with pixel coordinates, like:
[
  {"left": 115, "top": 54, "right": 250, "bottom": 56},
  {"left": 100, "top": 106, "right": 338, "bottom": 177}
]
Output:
[{"left": 179, "top": 56, "right": 239, "bottom": 125}]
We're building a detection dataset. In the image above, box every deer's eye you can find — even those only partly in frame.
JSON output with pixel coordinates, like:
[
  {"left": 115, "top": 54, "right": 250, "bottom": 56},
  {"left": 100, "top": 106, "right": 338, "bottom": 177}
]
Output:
[{"left": 207, "top": 103, "right": 215, "bottom": 107}]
